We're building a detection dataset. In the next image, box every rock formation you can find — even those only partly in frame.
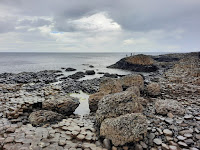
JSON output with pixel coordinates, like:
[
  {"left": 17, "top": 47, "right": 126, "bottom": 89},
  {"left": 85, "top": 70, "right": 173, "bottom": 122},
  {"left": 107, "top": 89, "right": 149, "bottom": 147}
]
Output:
[
  {"left": 108, "top": 54, "right": 158, "bottom": 72},
  {"left": 100, "top": 113, "right": 147, "bottom": 146},
  {"left": 42, "top": 95, "right": 80, "bottom": 115}
]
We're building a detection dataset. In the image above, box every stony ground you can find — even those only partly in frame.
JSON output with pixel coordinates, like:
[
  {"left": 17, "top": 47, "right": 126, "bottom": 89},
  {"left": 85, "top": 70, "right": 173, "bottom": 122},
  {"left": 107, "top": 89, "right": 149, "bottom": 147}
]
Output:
[{"left": 0, "top": 52, "right": 199, "bottom": 150}]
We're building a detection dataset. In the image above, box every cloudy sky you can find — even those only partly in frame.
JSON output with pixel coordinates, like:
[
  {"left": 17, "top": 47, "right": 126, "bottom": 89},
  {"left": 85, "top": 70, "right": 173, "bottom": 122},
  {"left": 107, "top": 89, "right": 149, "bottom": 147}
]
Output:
[{"left": 0, "top": 0, "right": 200, "bottom": 53}]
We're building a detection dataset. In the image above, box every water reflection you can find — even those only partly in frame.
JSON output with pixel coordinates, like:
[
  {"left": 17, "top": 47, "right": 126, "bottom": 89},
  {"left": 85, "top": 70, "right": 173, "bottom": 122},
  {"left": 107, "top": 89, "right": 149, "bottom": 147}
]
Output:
[{"left": 70, "top": 91, "right": 90, "bottom": 118}]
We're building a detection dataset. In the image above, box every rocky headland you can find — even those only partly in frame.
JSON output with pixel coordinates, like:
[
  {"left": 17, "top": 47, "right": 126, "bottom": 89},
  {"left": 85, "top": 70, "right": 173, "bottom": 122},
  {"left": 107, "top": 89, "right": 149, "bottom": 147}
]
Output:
[{"left": 0, "top": 52, "right": 199, "bottom": 150}]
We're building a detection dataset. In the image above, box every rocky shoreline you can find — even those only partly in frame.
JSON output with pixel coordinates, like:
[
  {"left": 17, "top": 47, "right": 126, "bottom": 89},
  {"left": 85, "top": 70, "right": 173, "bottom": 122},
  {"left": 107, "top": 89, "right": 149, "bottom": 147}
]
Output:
[{"left": 0, "top": 52, "right": 199, "bottom": 150}]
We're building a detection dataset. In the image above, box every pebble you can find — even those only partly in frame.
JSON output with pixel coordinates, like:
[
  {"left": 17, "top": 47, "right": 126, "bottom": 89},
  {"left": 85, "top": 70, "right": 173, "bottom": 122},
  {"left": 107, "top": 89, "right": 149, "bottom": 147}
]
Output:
[
  {"left": 169, "top": 145, "right": 178, "bottom": 150},
  {"left": 178, "top": 141, "right": 188, "bottom": 147},
  {"left": 153, "top": 138, "right": 162, "bottom": 145},
  {"left": 165, "top": 118, "right": 174, "bottom": 124},
  {"left": 177, "top": 135, "right": 186, "bottom": 141},
  {"left": 184, "top": 114, "right": 193, "bottom": 120},
  {"left": 103, "top": 139, "right": 111, "bottom": 150},
  {"left": 163, "top": 129, "right": 173, "bottom": 136}
]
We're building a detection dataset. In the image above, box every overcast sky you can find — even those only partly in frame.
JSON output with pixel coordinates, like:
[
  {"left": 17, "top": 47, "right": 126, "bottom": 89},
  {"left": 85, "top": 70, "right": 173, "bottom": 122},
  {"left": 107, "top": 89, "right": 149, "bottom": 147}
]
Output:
[{"left": 0, "top": 0, "right": 200, "bottom": 53}]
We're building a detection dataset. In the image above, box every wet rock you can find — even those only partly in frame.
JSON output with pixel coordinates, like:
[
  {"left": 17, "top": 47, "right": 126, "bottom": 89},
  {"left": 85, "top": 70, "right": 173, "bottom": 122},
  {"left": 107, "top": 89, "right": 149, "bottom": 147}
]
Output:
[
  {"left": 68, "top": 71, "right": 86, "bottom": 80},
  {"left": 85, "top": 70, "right": 95, "bottom": 75},
  {"left": 108, "top": 54, "right": 158, "bottom": 72},
  {"left": 147, "top": 82, "right": 161, "bottom": 96},
  {"left": 29, "top": 110, "right": 64, "bottom": 126},
  {"left": 96, "top": 91, "right": 143, "bottom": 124},
  {"left": 43, "top": 95, "right": 79, "bottom": 115},
  {"left": 89, "top": 92, "right": 105, "bottom": 112},
  {"left": 103, "top": 73, "right": 119, "bottom": 78},
  {"left": 155, "top": 99, "right": 185, "bottom": 115},
  {"left": 65, "top": 68, "right": 76, "bottom": 71},
  {"left": 100, "top": 113, "right": 147, "bottom": 146}
]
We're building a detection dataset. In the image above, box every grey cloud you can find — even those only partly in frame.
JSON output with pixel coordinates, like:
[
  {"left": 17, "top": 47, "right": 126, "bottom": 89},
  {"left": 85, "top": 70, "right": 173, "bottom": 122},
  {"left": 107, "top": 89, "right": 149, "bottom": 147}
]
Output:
[
  {"left": 0, "top": 0, "right": 200, "bottom": 52},
  {"left": 18, "top": 18, "right": 52, "bottom": 27}
]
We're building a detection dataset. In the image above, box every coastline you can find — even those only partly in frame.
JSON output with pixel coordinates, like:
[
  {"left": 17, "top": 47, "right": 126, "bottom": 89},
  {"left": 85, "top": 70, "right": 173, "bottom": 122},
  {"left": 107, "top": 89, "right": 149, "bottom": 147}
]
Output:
[{"left": 0, "top": 52, "right": 199, "bottom": 149}]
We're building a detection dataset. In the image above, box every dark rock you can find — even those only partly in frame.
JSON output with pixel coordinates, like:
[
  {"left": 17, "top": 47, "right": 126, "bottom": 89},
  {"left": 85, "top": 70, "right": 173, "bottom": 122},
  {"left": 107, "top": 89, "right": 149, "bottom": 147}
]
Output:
[
  {"left": 153, "top": 56, "right": 180, "bottom": 62},
  {"left": 68, "top": 71, "right": 86, "bottom": 80},
  {"left": 89, "top": 65, "right": 94, "bottom": 68},
  {"left": 107, "top": 54, "right": 158, "bottom": 72},
  {"left": 65, "top": 68, "right": 76, "bottom": 71},
  {"left": 103, "top": 73, "right": 118, "bottom": 78},
  {"left": 85, "top": 70, "right": 95, "bottom": 75}
]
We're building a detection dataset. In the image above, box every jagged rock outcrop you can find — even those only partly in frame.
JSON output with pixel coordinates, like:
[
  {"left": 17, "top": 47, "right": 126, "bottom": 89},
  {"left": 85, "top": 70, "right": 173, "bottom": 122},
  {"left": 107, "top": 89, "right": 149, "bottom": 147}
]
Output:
[
  {"left": 155, "top": 99, "right": 185, "bottom": 115},
  {"left": 42, "top": 95, "right": 80, "bottom": 115},
  {"left": 88, "top": 75, "right": 144, "bottom": 112},
  {"left": 96, "top": 91, "right": 143, "bottom": 124},
  {"left": 100, "top": 113, "right": 147, "bottom": 146},
  {"left": 29, "top": 110, "right": 64, "bottom": 126},
  {"left": 108, "top": 54, "right": 158, "bottom": 72}
]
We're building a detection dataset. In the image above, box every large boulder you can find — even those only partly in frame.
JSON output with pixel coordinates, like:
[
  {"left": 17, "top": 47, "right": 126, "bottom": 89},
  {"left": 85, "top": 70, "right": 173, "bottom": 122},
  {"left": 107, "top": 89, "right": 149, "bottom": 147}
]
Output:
[
  {"left": 42, "top": 95, "right": 80, "bottom": 115},
  {"left": 147, "top": 82, "right": 161, "bottom": 96},
  {"left": 100, "top": 113, "right": 147, "bottom": 146},
  {"left": 85, "top": 70, "right": 95, "bottom": 75},
  {"left": 89, "top": 92, "right": 105, "bottom": 112},
  {"left": 29, "top": 110, "right": 64, "bottom": 126},
  {"left": 108, "top": 54, "right": 158, "bottom": 72},
  {"left": 99, "top": 78, "right": 123, "bottom": 94},
  {"left": 96, "top": 91, "right": 143, "bottom": 124},
  {"left": 125, "top": 86, "right": 140, "bottom": 97},
  {"left": 155, "top": 99, "right": 185, "bottom": 115},
  {"left": 119, "top": 74, "right": 144, "bottom": 90}
]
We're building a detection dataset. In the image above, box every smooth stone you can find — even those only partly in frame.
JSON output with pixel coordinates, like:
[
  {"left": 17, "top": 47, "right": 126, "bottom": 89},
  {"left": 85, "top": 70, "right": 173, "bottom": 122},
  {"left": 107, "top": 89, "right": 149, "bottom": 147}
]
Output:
[
  {"left": 77, "top": 134, "right": 85, "bottom": 141},
  {"left": 163, "top": 129, "right": 173, "bottom": 136},
  {"left": 184, "top": 133, "right": 192, "bottom": 138},
  {"left": 177, "top": 135, "right": 186, "bottom": 141},
  {"left": 162, "top": 143, "right": 169, "bottom": 150},
  {"left": 184, "top": 115, "right": 193, "bottom": 120},
  {"left": 165, "top": 118, "right": 173, "bottom": 124},
  {"left": 178, "top": 141, "right": 188, "bottom": 147},
  {"left": 184, "top": 139, "right": 194, "bottom": 145},
  {"left": 153, "top": 138, "right": 162, "bottom": 145},
  {"left": 169, "top": 145, "right": 178, "bottom": 150},
  {"left": 103, "top": 139, "right": 111, "bottom": 150}
]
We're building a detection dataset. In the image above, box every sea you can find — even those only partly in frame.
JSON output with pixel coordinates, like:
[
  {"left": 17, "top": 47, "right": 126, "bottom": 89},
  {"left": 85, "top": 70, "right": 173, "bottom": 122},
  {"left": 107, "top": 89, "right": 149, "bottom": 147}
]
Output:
[{"left": 0, "top": 52, "right": 163, "bottom": 80}]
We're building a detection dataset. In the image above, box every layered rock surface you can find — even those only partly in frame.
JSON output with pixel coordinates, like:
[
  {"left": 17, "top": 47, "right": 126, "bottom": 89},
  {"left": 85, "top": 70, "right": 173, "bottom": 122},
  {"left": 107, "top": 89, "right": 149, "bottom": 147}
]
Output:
[{"left": 108, "top": 54, "right": 158, "bottom": 72}]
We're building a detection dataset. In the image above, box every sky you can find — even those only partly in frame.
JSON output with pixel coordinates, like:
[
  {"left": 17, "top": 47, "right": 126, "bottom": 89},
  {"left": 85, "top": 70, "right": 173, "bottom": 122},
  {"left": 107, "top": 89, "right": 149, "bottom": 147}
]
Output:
[{"left": 0, "top": 0, "right": 200, "bottom": 53}]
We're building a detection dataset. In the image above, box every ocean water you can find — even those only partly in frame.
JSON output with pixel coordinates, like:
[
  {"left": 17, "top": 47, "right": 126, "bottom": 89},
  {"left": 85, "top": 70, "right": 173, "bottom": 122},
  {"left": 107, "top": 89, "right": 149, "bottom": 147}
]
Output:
[{"left": 0, "top": 52, "right": 162, "bottom": 80}]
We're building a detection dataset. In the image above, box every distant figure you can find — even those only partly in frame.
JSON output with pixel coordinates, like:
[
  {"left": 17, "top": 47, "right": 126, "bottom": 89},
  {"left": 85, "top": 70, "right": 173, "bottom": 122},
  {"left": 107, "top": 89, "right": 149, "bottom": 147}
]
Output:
[{"left": 131, "top": 53, "right": 132, "bottom": 56}]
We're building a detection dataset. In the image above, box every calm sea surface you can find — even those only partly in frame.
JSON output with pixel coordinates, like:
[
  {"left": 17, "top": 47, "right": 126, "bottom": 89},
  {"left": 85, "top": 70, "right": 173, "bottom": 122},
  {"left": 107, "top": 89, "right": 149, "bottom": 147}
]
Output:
[{"left": 0, "top": 52, "right": 163, "bottom": 80}]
